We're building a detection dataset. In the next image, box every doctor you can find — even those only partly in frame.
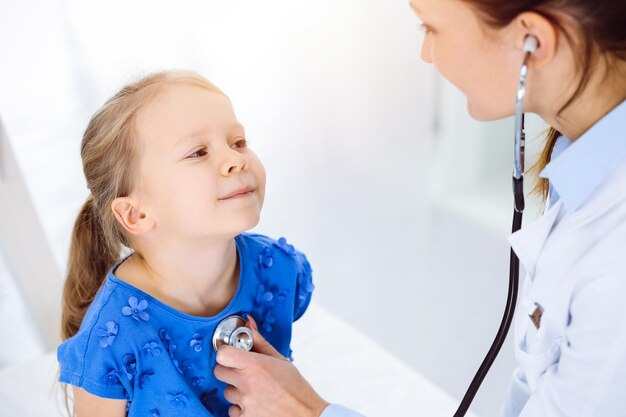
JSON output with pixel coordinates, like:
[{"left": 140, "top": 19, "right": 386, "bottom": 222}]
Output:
[{"left": 214, "top": 0, "right": 626, "bottom": 416}]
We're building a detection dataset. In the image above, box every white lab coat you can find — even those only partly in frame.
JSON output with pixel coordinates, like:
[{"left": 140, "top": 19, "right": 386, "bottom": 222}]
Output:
[{"left": 502, "top": 158, "right": 626, "bottom": 416}]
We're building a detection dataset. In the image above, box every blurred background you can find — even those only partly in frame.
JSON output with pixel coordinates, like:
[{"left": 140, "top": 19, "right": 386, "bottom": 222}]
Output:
[{"left": 0, "top": 0, "right": 549, "bottom": 416}]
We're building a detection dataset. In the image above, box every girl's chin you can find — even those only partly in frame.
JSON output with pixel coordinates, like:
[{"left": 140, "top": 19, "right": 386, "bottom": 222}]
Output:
[{"left": 232, "top": 211, "right": 262, "bottom": 234}]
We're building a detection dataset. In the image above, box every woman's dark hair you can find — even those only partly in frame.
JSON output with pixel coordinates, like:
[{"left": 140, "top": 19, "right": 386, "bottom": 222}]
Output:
[{"left": 462, "top": 0, "right": 626, "bottom": 200}]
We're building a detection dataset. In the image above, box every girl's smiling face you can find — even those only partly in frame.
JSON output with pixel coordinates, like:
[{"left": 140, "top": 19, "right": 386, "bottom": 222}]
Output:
[
  {"left": 132, "top": 83, "right": 266, "bottom": 242},
  {"left": 410, "top": 0, "right": 526, "bottom": 120}
]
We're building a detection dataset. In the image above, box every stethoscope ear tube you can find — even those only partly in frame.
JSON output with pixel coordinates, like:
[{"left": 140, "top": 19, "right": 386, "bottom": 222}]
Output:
[{"left": 452, "top": 44, "right": 532, "bottom": 416}]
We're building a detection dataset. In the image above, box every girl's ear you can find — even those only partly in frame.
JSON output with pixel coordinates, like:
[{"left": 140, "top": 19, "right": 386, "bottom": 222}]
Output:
[
  {"left": 515, "top": 12, "right": 559, "bottom": 68},
  {"left": 111, "top": 197, "right": 155, "bottom": 236}
]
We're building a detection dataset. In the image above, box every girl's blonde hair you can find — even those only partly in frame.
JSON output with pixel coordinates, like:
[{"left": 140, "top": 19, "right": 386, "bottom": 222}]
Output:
[{"left": 61, "top": 70, "right": 225, "bottom": 340}]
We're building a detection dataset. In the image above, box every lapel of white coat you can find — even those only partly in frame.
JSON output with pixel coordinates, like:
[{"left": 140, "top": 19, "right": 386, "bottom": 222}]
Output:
[{"left": 507, "top": 200, "right": 564, "bottom": 280}]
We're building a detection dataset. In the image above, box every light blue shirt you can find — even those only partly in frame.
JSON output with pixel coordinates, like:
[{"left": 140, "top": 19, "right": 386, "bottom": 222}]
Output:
[
  {"left": 541, "top": 98, "right": 626, "bottom": 212},
  {"left": 321, "top": 404, "right": 365, "bottom": 417},
  {"left": 322, "top": 99, "right": 626, "bottom": 417}
]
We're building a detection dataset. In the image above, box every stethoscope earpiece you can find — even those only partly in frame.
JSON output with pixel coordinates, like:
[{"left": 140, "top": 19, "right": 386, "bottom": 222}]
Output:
[
  {"left": 212, "top": 315, "right": 254, "bottom": 352},
  {"left": 523, "top": 35, "right": 539, "bottom": 55}
]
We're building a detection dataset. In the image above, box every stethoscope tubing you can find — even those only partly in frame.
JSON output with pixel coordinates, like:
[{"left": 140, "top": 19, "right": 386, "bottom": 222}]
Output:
[
  {"left": 453, "top": 209, "right": 522, "bottom": 417},
  {"left": 452, "top": 48, "right": 532, "bottom": 416}
]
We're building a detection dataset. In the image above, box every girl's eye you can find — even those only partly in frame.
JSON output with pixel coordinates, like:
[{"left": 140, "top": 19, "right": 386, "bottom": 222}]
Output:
[
  {"left": 186, "top": 148, "right": 208, "bottom": 159},
  {"left": 231, "top": 138, "right": 248, "bottom": 150}
]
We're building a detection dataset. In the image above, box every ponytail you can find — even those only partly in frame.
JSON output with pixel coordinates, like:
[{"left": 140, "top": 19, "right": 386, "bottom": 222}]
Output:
[
  {"left": 61, "top": 195, "right": 119, "bottom": 340},
  {"left": 530, "top": 127, "right": 561, "bottom": 203}
]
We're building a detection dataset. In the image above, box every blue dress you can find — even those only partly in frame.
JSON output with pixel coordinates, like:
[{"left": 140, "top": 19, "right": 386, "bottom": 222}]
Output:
[{"left": 57, "top": 233, "right": 314, "bottom": 417}]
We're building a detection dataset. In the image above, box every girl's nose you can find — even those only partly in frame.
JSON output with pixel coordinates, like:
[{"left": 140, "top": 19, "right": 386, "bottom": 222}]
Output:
[{"left": 220, "top": 148, "right": 248, "bottom": 176}]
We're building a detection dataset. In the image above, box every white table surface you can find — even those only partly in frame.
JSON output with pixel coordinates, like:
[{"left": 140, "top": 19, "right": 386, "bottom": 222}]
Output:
[{"left": 0, "top": 302, "right": 480, "bottom": 417}]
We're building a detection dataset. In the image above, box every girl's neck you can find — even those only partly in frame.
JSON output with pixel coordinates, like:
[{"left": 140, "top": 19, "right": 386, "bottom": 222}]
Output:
[{"left": 116, "top": 237, "right": 240, "bottom": 317}]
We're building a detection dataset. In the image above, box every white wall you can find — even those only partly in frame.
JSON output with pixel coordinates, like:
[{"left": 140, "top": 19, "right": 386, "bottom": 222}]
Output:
[{"left": 0, "top": 119, "right": 61, "bottom": 352}]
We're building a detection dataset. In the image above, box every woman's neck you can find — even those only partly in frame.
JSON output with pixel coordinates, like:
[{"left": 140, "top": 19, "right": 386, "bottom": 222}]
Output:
[
  {"left": 539, "top": 62, "right": 626, "bottom": 141},
  {"left": 116, "top": 237, "right": 240, "bottom": 317}
]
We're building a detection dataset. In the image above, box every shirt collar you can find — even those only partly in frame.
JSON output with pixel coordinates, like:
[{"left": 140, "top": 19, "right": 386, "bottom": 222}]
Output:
[{"left": 540, "top": 99, "right": 626, "bottom": 212}]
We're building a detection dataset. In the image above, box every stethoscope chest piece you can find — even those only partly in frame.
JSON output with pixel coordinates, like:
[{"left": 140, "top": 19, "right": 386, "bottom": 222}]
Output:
[{"left": 212, "top": 315, "right": 254, "bottom": 353}]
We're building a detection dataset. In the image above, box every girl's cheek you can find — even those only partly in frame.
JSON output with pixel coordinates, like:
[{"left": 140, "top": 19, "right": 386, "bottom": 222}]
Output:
[{"left": 249, "top": 154, "right": 266, "bottom": 182}]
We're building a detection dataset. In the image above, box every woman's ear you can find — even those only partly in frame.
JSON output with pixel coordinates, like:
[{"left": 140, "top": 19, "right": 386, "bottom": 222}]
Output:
[
  {"left": 111, "top": 196, "right": 155, "bottom": 236},
  {"left": 516, "top": 12, "right": 559, "bottom": 68}
]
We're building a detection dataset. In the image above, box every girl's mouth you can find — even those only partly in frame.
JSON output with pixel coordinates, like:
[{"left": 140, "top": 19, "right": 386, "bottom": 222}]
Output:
[{"left": 219, "top": 187, "right": 255, "bottom": 200}]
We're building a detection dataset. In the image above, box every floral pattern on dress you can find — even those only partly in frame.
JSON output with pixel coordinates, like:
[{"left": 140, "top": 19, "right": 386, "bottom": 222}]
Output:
[
  {"left": 143, "top": 341, "right": 162, "bottom": 357},
  {"left": 200, "top": 388, "right": 228, "bottom": 416},
  {"left": 175, "top": 357, "right": 208, "bottom": 389},
  {"left": 158, "top": 329, "right": 176, "bottom": 353},
  {"left": 177, "top": 359, "right": 194, "bottom": 377},
  {"left": 258, "top": 247, "right": 274, "bottom": 268},
  {"left": 189, "top": 333, "right": 203, "bottom": 352},
  {"left": 166, "top": 392, "right": 188, "bottom": 408},
  {"left": 158, "top": 328, "right": 181, "bottom": 370},
  {"left": 96, "top": 321, "right": 118, "bottom": 348},
  {"left": 122, "top": 297, "right": 150, "bottom": 322},
  {"left": 254, "top": 283, "right": 288, "bottom": 332},
  {"left": 123, "top": 353, "right": 137, "bottom": 381},
  {"left": 103, "top": 368, "right": 121, "bottom": 387},
  {"left": 276, "top": 237, "right": 296, "bottom": 255},
  {"left": 138, "top": 370, "right": 154, "bottom": 389},
  {"left": 295, "top": 257, "right": 315, "bottom": 318},
  {"left": 192, "top": 376, "right": 205, "bottom": 387},
  {"left": 253, "top": 245, "right": 292, "bottom": 332}
]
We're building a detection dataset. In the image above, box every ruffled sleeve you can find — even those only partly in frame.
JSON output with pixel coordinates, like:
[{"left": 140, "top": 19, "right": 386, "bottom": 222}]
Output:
[
  {"left": 275, "top": 237, "right": 315, "bottom": 322},
  {"left": 57, "top": 318, "right": 131, "bottom": 400},
  {"left": 57, "top": 284, "right": 144, "bottom": 401},
  {"left": 293, "top": 251, "right": 314, "bottom": 321},
  {"left": 271, "top": 236, "right": 315, "bottom": 322}
]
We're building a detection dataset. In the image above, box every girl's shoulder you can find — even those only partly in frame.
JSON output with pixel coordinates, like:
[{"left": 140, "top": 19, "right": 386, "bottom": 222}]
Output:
[
  {"left": 239, "top": 233, "right": 314, "bottom": 322},
  {"left": 56, "top": 278, "right": 141, "bottom": 399},
  {"left": 58, "top": 276, "right": 148, "bottom": 351},
  {"left": 238, "top": 232, "right": 310, "bottom": 267}
]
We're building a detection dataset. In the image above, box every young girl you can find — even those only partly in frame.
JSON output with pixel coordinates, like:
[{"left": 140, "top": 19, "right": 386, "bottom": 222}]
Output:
[{"left": 57, "top": 70, "right": 315, "bottom": 417}]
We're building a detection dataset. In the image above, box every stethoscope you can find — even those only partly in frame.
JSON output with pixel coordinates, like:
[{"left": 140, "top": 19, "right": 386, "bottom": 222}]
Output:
[
  {"left": 453, "top": 35, "right": 539, "bottom": 417},
  {"left": 212, "top": 315, "right": 254, "bottom": 353},
  {"left": 212, "top": 35, "right": 540, "bottom": 415}
]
